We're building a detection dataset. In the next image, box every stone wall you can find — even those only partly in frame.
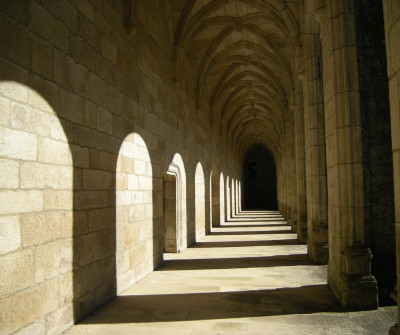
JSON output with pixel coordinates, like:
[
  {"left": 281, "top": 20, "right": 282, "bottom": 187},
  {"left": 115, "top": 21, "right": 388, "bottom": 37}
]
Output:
[{"left": 0, "top": 1, "right": 237, "bottom": 334}]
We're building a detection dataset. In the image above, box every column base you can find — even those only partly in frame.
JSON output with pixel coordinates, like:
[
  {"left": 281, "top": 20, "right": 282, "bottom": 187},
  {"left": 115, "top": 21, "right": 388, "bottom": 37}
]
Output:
[
  {"left": 339, "top": 273, "right": 378, "bottom": 309},
  {"left": 338, "top": 248, "right": 378, "bottom": 309}
]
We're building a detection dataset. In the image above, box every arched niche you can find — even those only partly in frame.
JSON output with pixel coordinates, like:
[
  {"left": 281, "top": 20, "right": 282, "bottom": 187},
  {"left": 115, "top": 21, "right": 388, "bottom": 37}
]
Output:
[
  {"left": 0, "top": 81, "right": 73, "bottom": 334},
  {"left": 195, "top": 162, "right": 206, "bottom": 241},
  {"left": 242, "top": 143, "right": 277, "bottom": 210},
  {"left": 164, "top": 153, "right": 187, "bottom": 253},
  {"left": 116, "top": 133, "right": 153, "bottom": 293}
]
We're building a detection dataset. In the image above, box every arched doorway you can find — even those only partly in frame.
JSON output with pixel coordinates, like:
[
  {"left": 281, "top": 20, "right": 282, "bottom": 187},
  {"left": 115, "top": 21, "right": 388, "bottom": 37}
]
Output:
[
  {"left": 163, "top": 153, "right": 187, "bottom": 253},
  {"left": 242, "top": 144, "right": 277, "bottom": 210}
]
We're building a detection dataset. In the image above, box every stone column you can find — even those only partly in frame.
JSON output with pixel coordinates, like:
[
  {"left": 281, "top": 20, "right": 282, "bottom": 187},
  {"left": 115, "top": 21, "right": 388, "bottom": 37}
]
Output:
[
  {"left": 317, "top": 0, "right": 378, "bottom": 308},
  {"left": 289, "top": 109, "right": 298, "bottom": 232},
  {"left": 282, "top": 139, "right": 290, "bottom": 219},
  {"left": 302, "top": 9, "right": 329, "bottom": 264},
  {"left": 383, "top": 0, "right": 400, "bottom": 333},
  {"left": 282, "top": 125, "right": 289, "bottom": 219},
  {"left": 278, "top": 152, "right": 285, "bottom": 215},
  {"left": 282, "top": 110, "right": 296, "bottom": 230},
  {"left": 294, "top": 78, "right": 308, "bottom": 243}
]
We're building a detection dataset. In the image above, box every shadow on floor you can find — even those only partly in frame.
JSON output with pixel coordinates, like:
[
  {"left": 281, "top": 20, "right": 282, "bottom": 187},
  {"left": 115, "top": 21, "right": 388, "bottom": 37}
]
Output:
[
  {"left": 159, "top": 254, "right": 312, "bottom": 271},
  {"left": 211, "top": 230, "right": 294, "bottom": 235},
  {"left": 82, "top": 285, "right": 341, "bottom": 324},
  {"left": 72, "top": 211, "right": 343, "bottom": 330},
  {"left": 191, "top": 239, "right": 299, "bottom": 248},
  {"left": 220, "top": 224, "right": 289, "bottom": 228}
]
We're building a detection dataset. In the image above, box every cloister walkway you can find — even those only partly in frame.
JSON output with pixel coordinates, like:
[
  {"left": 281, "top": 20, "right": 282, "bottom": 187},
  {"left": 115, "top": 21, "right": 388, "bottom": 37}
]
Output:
[{"left": 64, "top": 211, "right": 396, "bottom": 335}]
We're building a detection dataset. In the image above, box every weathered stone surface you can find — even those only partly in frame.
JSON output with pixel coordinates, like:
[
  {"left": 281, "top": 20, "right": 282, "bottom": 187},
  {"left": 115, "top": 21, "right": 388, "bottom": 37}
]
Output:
[
  {"left": 0, "top": 279, "right": 59, "bottom": 335},
  {"left": 1, "top": 190, "right": 43, "bottom": 214},
  {"left": 0, "top": 215, "right": 21, "bottom": 255},
  {"left": 0, "top": 248, "right": 34, "bottom": 297},
  {"left": 0, "top": 126, "right": 38, "bottom": 161}
]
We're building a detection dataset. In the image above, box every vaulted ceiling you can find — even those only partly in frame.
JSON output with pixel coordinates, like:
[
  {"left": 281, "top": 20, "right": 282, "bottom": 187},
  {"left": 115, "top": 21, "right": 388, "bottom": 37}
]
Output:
[{"left": 169, "top": 0, "right": 301, "bottom": 157}]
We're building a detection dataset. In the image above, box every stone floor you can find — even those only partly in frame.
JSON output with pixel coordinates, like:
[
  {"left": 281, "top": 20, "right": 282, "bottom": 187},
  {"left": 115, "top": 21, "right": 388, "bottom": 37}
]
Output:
[{"left": 64, "top": 211, "right": 397, "bottom": 335}]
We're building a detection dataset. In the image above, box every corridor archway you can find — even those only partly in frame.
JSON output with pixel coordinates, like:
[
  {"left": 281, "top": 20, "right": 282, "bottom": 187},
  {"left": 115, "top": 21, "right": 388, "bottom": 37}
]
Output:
[{"left": 242, "top": 144, "right": 277, "bottom": 210}]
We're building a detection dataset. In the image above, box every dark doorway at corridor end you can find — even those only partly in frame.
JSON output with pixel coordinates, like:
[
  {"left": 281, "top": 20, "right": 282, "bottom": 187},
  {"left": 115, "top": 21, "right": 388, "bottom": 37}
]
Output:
[{"left": 242, "top": 144, "right": 277, "bottom": 210}]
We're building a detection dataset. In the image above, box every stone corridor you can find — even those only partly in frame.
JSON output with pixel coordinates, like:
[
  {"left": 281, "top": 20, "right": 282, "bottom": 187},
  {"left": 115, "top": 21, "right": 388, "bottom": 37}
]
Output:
[
  {"left": 64, "top": 211, "right": 396, "bottom": 335},
  {"left": 2, "top": 1, "right": 400, "bottom": 333}
]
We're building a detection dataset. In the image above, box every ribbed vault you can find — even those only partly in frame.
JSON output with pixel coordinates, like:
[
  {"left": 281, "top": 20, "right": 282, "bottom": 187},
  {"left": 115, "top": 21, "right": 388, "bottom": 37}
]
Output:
[{"left": 170, "top": 0, "right": 301, "bottom": 157}]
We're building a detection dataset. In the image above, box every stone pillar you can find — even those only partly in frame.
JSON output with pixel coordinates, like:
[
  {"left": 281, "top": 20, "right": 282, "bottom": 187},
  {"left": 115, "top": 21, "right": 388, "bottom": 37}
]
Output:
[
  {"left": 302, "top": 10, "right": 329, "bottom": 264},
  {"left": 284, "top": 122, "right": 293, "bottom": 223},
  {"left": 282, "top": 140, "right": 290, "bottom": 219},
  {"left": 318, "top": 0, "right": 377, "bottom": 309},
  {"left": 383, "top": 0, "right": 400, "bottom": 332},
  {"left": 288, "top": 109, "right": 298, "bottom": 232},
  {"left": 278, "top": 152, "right": 285, "bottom": 215},
  {"left": 281, "top": 151, "right": 287, "bottom": 217},
  {"left": 294, "top": 78, "right": 308, "bottom": 243},
  {"left": 281, "top": 110, "right": 296, "bottom": 229}
]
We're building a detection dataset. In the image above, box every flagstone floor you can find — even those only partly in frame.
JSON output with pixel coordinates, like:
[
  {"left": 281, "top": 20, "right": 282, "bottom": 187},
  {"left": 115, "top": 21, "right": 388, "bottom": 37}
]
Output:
[{"left": 64, "top": 211, "right": 396, "bottom": 335}]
